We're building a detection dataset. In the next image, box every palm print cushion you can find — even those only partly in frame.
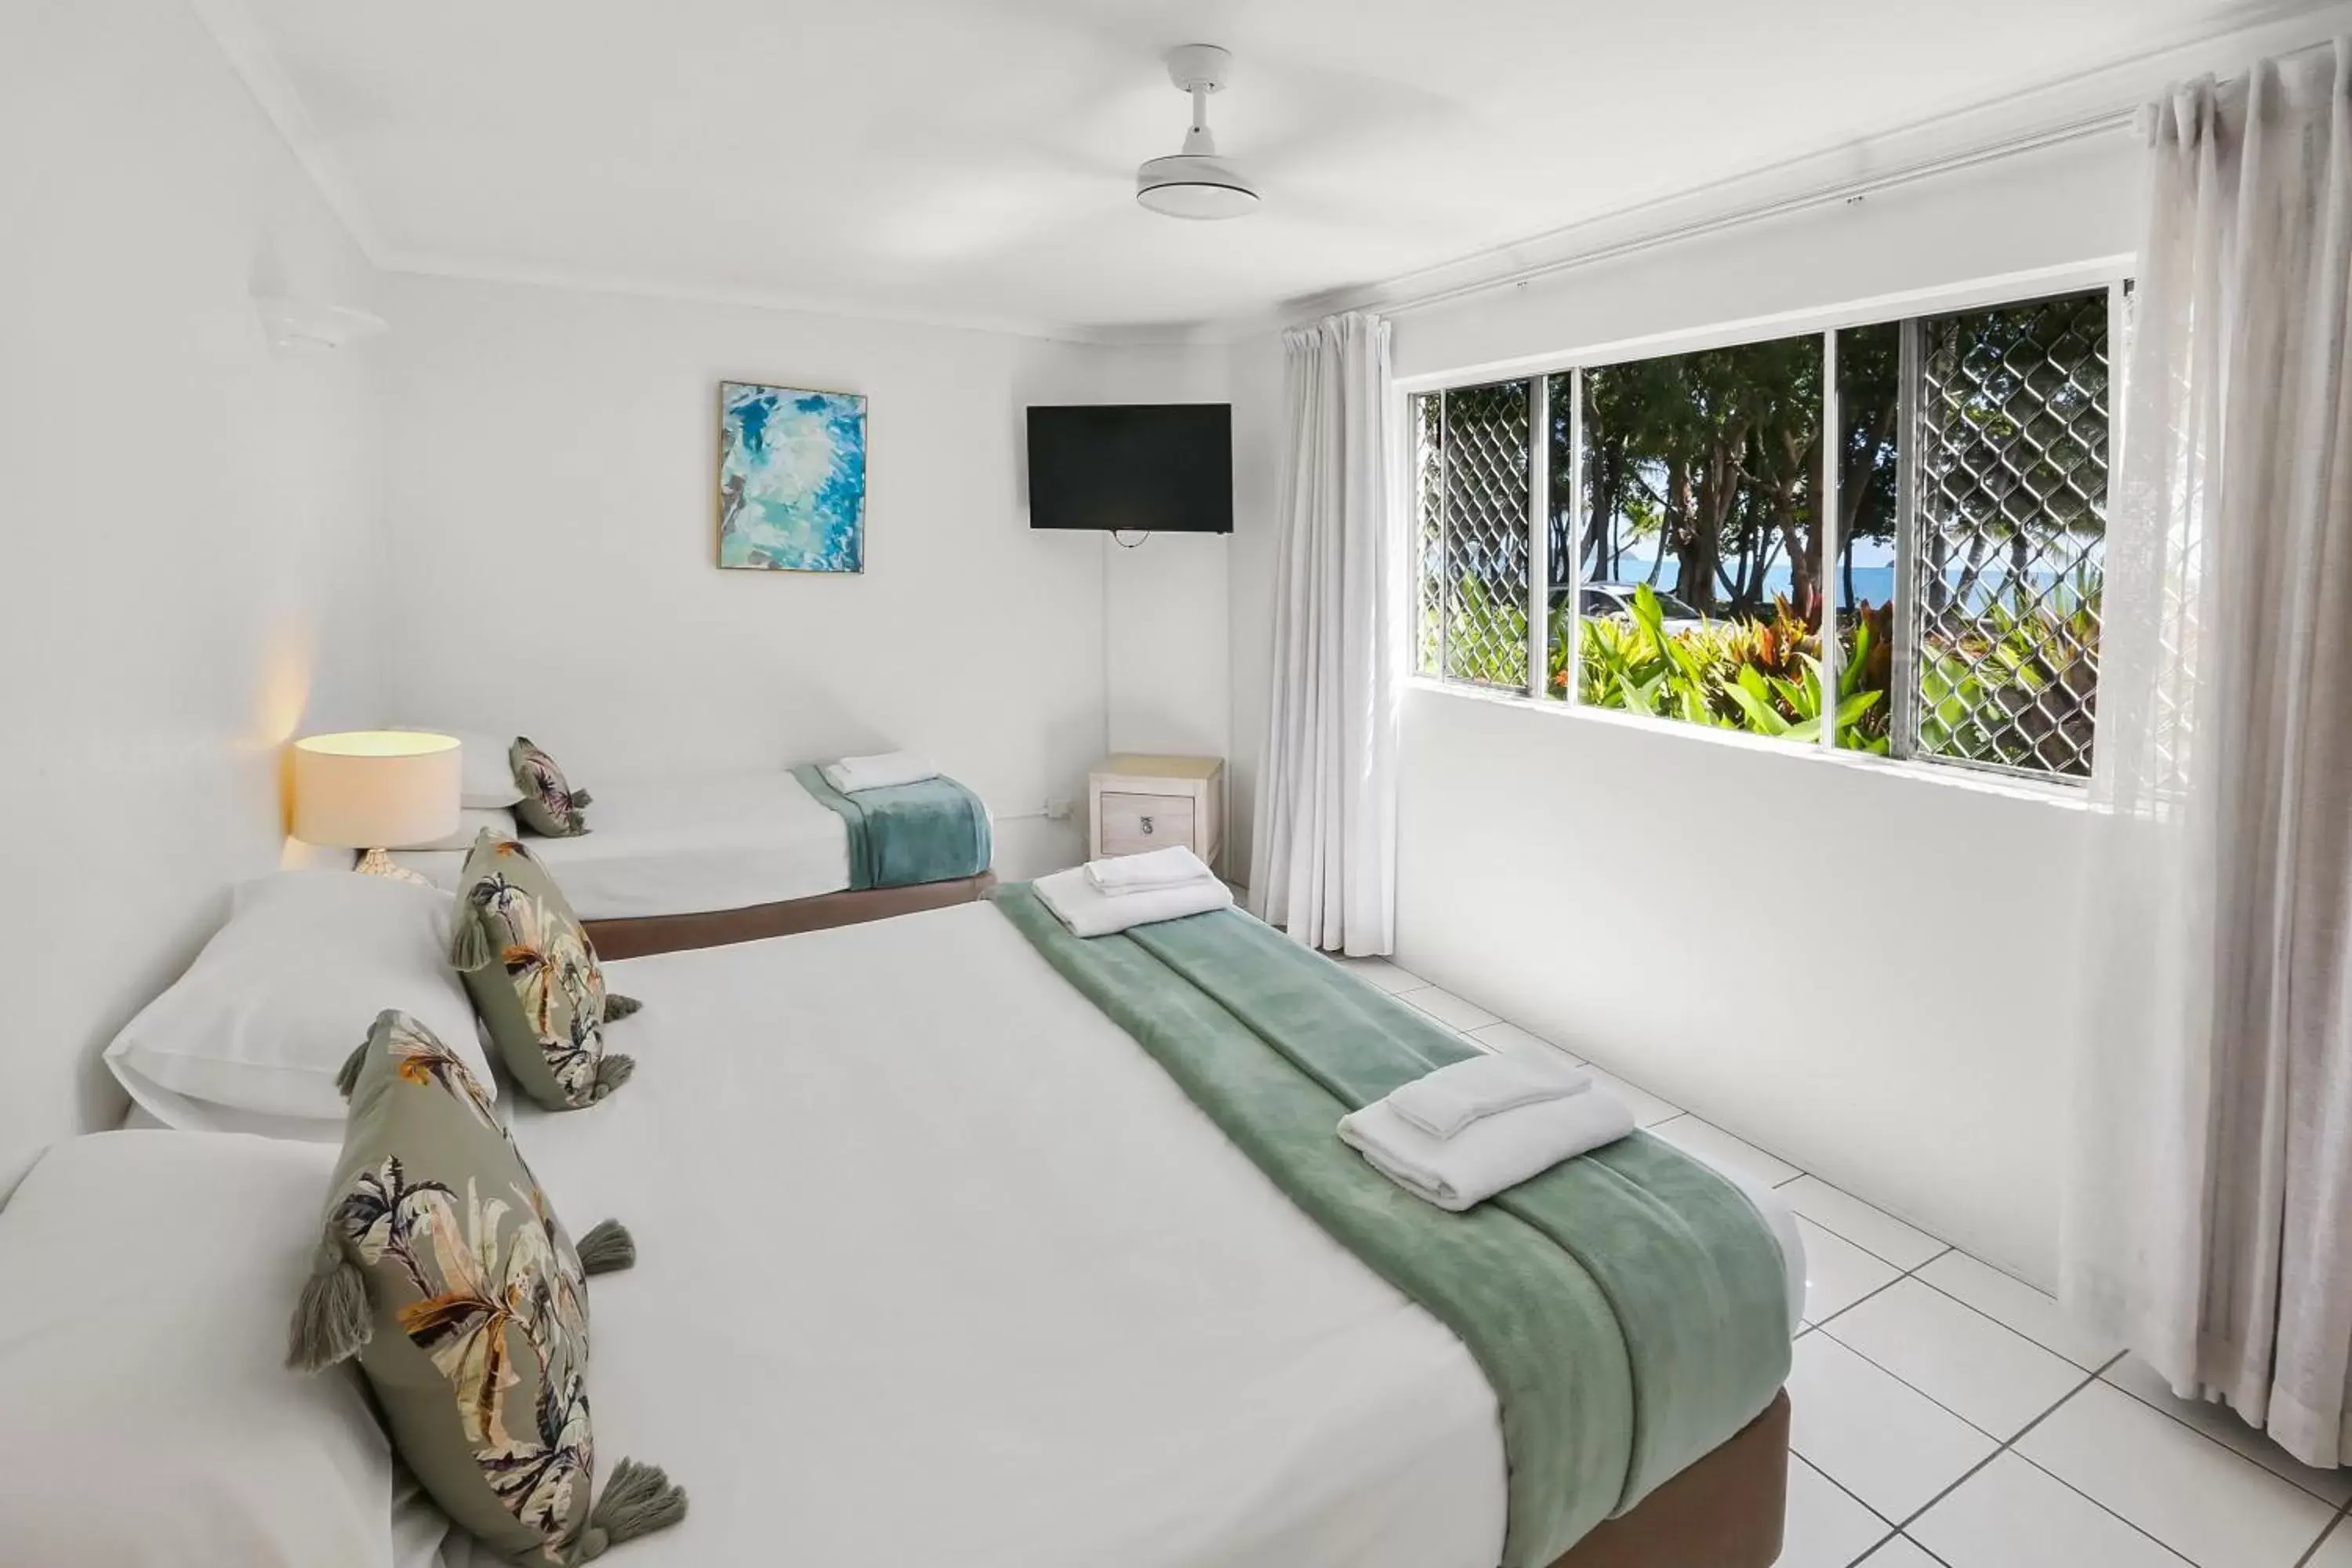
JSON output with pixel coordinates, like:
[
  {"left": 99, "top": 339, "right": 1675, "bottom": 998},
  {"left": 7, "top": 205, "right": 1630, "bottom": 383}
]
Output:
[
  {"left": 450, "top": 831, "right": 633, "bottom": 1111},
  {"left": 510, "top": 737, "right": 590, "bottom": 837},
  {"left": 310, "top": 1009, "right": 600, "bottom": 1563}
]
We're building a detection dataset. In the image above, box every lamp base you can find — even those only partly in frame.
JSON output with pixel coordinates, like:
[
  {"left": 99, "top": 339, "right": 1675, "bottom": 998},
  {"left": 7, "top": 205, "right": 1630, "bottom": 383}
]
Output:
[{"left": 355, "top": 847, "right": 431, "bottom": 887}]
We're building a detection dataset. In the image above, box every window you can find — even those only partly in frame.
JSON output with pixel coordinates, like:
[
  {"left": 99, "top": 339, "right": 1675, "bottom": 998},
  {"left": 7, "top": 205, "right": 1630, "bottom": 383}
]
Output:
[
  {"left": 1417, "top": 380, "right": 1533, "bottom": 689},
  {"left": 1410, "top": 283, "right": 2117, "bottom": 784}
]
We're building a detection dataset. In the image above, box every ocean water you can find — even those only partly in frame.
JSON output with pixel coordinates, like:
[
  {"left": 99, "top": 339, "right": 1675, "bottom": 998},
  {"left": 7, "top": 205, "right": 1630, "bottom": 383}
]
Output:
[{"left": 1595, "top": 559, "right": 2096, "bottom": 614}]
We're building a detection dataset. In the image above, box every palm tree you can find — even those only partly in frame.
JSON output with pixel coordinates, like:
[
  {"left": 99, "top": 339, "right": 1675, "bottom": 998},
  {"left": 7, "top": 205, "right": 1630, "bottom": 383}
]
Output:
[{"left": 334, "top": 1157, "right": 452, "bottom": 1298}]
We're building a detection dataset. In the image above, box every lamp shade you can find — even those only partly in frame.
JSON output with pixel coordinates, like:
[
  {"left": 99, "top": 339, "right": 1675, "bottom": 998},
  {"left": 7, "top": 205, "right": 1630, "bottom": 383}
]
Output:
[{"left": 291, "top": 731, "right": 462, "bottom": 848}]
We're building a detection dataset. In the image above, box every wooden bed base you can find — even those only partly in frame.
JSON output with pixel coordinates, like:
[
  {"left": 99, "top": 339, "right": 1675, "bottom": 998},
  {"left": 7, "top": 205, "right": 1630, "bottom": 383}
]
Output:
[
  {"left": 583, "top": 873, "right": 997, "bottom": 960},
  {"left": 1551, "top": 1391, "right": 1789, "bottom": 1568}
]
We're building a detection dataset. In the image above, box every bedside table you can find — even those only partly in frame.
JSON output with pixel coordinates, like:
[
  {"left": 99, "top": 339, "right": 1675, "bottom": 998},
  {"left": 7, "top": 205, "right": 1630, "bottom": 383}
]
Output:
[{"left": 1088, "top": 754, "right": 1225, "bottom": 874}]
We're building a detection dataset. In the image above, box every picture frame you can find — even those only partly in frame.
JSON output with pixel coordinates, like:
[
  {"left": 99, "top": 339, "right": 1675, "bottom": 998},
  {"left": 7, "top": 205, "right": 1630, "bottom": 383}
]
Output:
[{"left": 716, "top": 380, "right": 867, "bottom": 573}]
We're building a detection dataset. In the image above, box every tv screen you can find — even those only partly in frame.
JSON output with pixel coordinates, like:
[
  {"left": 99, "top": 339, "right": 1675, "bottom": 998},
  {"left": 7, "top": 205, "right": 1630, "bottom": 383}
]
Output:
[{"left": 1026, "top": 404, "right": 1232, "bottom": 534}]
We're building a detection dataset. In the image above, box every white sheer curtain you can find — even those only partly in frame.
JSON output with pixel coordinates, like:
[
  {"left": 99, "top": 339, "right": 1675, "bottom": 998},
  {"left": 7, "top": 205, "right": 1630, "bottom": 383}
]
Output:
[
  {"left": 2063, "top": 39, "right": 2352, "bottom": 1467},
  {"left": 1249, "top": 310, "right": 1399, "bottom": 955}
]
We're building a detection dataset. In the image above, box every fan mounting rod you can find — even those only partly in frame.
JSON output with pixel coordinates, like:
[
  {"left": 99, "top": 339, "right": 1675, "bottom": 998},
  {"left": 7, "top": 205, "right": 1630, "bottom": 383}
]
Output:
[{"left": 1167, "top": 43, "right": 1231, "bottom": 153}]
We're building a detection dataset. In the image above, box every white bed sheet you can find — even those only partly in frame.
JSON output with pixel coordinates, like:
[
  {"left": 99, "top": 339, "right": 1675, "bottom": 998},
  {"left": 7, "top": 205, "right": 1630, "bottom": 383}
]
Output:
[
  {"left": 391, "top": 769, "right": 851, "bottom": 920},
  {"left": 437, "top": 902, "right": 1802, "bottom": 1568},
  {"left": 456, "top": 902, "right": 1508, "bottom": 1568}
]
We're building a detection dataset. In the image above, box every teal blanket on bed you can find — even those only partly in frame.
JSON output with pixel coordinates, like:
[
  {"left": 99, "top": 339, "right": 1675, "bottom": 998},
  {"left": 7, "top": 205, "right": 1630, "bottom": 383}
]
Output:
[
  {"left": 989, "top": 884, "right": 1791, "bottom": 1568},
  {"left": 792, "top": 764, "right": 992, "bottom": 891}
]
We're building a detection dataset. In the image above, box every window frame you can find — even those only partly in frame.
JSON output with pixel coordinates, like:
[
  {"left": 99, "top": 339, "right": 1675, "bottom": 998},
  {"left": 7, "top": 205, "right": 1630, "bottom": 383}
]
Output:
[{"left": 1396, "top": 257, "right": 2132, "bottom": 795}]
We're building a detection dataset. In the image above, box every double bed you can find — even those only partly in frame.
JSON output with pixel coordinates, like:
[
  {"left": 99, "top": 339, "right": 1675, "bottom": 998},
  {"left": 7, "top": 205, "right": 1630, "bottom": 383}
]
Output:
[
  {"left": 15, "top": 875, "right": 1795, "bottom": 1567},
  {"left": 392, "top": 768, "right": 995, "bottom": 957},
  {"left": 466, "top": 901, "right": 1800, "bottom": 1568}
]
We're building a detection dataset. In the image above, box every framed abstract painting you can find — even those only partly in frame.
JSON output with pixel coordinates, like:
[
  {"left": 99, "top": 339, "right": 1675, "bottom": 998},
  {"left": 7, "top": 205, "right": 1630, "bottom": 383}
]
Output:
[{"left": 716, "top": 380, "right": 867, "bottom": 572}]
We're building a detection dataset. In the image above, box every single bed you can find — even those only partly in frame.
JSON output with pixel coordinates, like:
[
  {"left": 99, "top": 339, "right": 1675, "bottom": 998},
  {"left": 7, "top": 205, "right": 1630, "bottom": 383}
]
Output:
[
  {"left": 445, "top": 900, "right": 1797, "bottom": 1568},
  {"left": 390, "top": 768, "right": 994, "bottom": 957}
]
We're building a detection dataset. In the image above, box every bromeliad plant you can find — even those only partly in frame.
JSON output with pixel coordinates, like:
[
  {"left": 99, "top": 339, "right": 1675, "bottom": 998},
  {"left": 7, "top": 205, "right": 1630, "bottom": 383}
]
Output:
[
  {"left": 1566, "top": 583, "right": 1886, "bottom": 750},
  {"left": 1719, "top": 648, "right": 1886, "bottom": 750}
]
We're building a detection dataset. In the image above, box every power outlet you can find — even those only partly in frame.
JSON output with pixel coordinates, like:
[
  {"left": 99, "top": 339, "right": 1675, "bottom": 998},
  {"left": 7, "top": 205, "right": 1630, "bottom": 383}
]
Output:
[{"left": 1043, "top": 797, "right": 1073, "bottom": 822}]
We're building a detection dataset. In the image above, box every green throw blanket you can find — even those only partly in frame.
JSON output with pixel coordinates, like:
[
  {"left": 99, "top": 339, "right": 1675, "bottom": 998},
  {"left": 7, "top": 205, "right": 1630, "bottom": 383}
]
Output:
[
  {"left": 991, "top": 884, "right": 1791, "bottom": 1568},
  {"left": 792, "top": 764, "right": 992, "bottom": 890}
]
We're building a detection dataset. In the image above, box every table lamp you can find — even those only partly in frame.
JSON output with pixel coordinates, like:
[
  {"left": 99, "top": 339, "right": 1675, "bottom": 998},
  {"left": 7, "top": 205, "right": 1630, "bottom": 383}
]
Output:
[{"left": 292, "top": 731, "right": 462, "bottom": 884}]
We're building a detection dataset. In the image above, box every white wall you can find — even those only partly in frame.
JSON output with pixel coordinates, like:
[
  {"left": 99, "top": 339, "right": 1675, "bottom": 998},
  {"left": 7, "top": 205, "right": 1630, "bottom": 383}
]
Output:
[
  {"left": 1401, "top": 695, "right": 2091, "bottom": 1283},
  {"left": 1376, "top": 132, "right": 2145, "bottom": 1285},
  {"left": 1078, "top": 348, "right": 1234, "bottom": 793},
  {"left": 379, "top": 277, "right": 1232, "bottom": 880},
  {"left": 0, "top": 0, "right": 387, "bottom": 1178}
]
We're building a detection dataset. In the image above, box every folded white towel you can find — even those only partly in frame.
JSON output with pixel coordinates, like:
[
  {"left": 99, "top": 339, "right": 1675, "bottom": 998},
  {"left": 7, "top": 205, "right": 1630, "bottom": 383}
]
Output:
[
  {"left": 1034, "top": 866, "right": 1232, "bottom": 937},
  {"left": 1083, "top": 845, "right": 1218, "bottom": 896},
  {"left": 1386, "top": 1052, "right": 1592, "bottom": 1140},
  {"left": 822, "top": 750, "right": 941, "bottom": 793},
  {"left": 1338, "top": 1091, "right": 1635, "bottom": 1212}
]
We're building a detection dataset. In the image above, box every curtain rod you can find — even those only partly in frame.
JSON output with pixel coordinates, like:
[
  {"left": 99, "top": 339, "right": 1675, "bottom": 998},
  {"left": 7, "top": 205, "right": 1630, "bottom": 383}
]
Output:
[{"left": 1364, "top": 32, "right": 2343, "bottom": 322}]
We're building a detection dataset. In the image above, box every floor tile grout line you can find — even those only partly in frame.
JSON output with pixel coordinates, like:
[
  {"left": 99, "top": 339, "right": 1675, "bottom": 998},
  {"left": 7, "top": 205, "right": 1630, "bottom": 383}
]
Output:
[
  {"left": 1878, "top": 1352, "right": 2206, "bottom": 1568},
  {"left": 1815, "top": 1307, "right": 2071, "bottom": 1446},
  {"left": 1795, "top": 1450, "right": 1900, "bottom": 1536},
  {"left": 1626, "top": 1104, "right": 1810, "bottom": 1181},
  {"left": 1828, "top": 1232, "right": 2345, "bottom": 1510},
  {"left": 1779, "top": 1196, "right": 1944, "bottom": 1271},
  {"left": 2090, "top": 1365, "right": 2352, "bottom": 1508},
  {"left": 1890, "top": 1533, "right": 1956, "bottom": 1567},
  {"left": 1898, "top": 1269, "right": 2116, "bottom": 1374},
  {"left": 1797, "top": 1457, "right": 1891, "bottom": 1523},
  {"left": 2002, "top": 1449, "right": 2202, "bottom": 1566},
  {"left": 2292, "top": 1504, "right": 2350, "bottom": 1568},
  {"left": 1879, "top": 1356, "right": 2092, "bottom": 1526},
  {"left": 1646, "top": 1116, "right": 1805, "bottom": 1185},
  {"left": 1839, "top": 1526, "right": 1900, "bottom": 1566},
  {"left": 1803, "top": 1245, "right": 1951, "bottom": 1337}
]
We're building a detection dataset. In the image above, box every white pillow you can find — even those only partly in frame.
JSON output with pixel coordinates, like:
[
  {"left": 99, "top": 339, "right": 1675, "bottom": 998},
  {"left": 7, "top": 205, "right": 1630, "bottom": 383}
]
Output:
[
  {"left": 389, "top": 804, "right": 518, "bottom": 852},
  {"left": 104, "top": 870, "right": 495, "bottom": 1136},
  {"left": 391, "top": 725, "right": 524, "bottom": 809},
  {"left": 0, "top": 1131, "right": 402, "bottom": 1564}
]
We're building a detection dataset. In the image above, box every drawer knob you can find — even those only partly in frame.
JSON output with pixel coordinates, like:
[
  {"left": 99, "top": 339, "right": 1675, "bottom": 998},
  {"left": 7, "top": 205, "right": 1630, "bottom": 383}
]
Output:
[{"left": 1140, "top": 816, "right": 1155, "bottom": 835}]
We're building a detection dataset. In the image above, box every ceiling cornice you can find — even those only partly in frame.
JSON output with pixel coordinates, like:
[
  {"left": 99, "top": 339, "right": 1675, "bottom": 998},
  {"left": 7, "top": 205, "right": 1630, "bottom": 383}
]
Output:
[
  {"left": 387, "top": 250, "right": 1143, "bottom": 347},
  {"left": 1264, "top": 4, "right": 2352, "bottom": 335},
  {"left": 188, "top": 0, "right": 389, "bottom": 265},
  {"left": 188, "top": 0, "right": 1132, "bottom": 344},
  {"left": 191, "top": 0, "right": 2351, "bottom": 349}
]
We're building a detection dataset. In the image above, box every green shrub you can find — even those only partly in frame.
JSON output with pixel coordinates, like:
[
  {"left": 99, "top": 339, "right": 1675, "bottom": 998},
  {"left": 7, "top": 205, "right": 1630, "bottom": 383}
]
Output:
[
  {"left": 1441, "top": 577, "right": 2095, "bottom": 773},
  {"left": 1570, "top": 583, "right": 1883, "bottom": 750}
]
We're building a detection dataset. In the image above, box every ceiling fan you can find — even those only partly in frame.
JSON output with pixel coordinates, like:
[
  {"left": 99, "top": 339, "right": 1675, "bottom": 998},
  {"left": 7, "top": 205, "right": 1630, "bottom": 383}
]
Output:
[{"left": 1135, "top": 43, "right": 1261, "bottom": 220}]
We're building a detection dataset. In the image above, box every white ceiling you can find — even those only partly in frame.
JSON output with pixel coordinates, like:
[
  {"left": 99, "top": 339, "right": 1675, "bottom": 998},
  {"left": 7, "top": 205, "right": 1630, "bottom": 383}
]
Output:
[{"left": 227, "top": 0, "right": 2327, "bottom": 335}]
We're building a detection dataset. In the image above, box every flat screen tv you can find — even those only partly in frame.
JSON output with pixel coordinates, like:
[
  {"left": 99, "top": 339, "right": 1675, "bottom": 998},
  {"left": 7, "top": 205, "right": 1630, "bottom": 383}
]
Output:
[{"left": 1026, "top": 403, "right": 1232, "bottom": 534}]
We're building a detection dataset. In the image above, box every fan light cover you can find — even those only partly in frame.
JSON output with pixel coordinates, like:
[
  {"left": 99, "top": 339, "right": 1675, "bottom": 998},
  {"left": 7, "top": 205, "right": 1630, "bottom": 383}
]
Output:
[{"left": 1136, "top": 154, "right": 1259, "bottom": 219}]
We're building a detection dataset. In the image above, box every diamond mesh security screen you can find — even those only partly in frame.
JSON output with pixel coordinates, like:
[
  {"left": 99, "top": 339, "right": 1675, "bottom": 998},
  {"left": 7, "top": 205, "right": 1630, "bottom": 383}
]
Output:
[
  {"left": 1412, "top": 381, "right": 1532, "bottom": 691},
  {"left": 1909, "top": 292, "right": 2108, "bottom": 779},
  {"left": 1414, "top": 392, "right": 1446, "bottom": 677}
]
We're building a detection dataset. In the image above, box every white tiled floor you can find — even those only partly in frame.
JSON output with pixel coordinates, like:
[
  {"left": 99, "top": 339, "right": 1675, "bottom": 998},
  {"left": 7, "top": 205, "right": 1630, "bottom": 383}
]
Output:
[{"left": 1339, "top": 954, "right": 2352, "bottom": 1568}]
